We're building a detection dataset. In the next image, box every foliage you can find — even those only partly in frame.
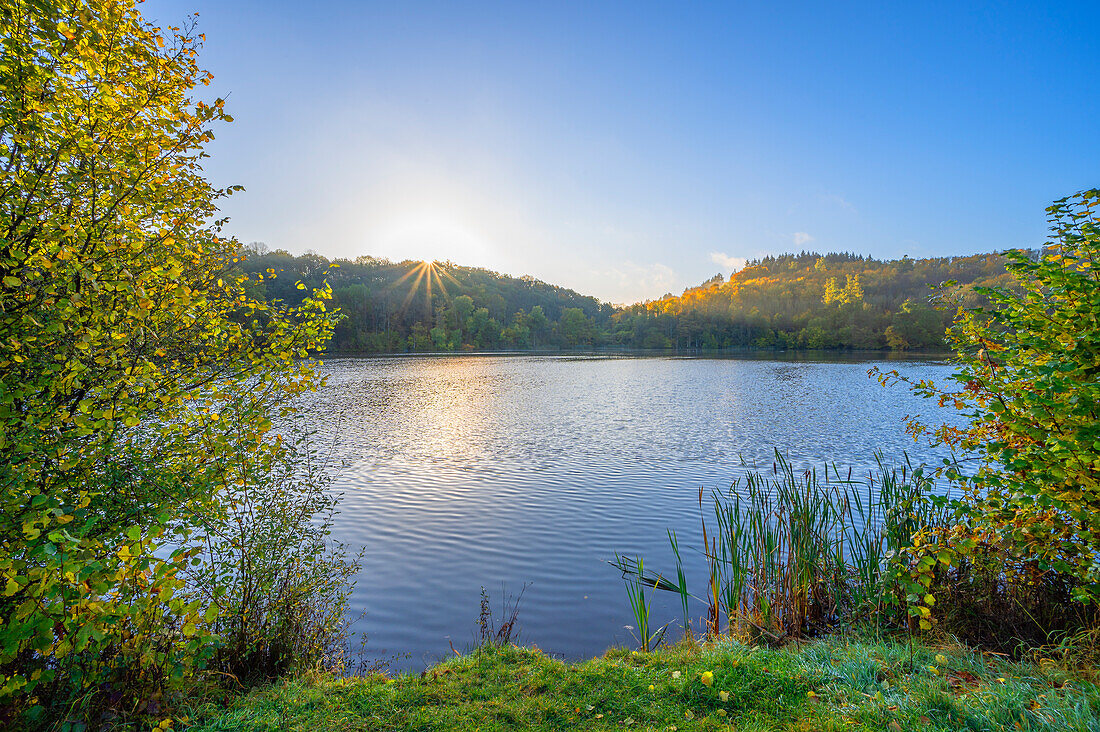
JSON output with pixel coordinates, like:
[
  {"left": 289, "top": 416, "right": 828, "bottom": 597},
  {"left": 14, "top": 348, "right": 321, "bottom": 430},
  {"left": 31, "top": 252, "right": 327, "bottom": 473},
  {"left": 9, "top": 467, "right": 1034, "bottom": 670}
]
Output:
[
  {"left": 0, "top": 1, "right": 339, "bottom": 725},
  {"left": 189, "top": 637, "right": 1100, "bottom": 731},
  {"left": 188, "top": 432, "right": 361, "bottom": 686},
  {"left": 237, "top": 247, "right": 612, "bottom": 352},
  {"left": 877, "top": 189, "right": 1100, "bottom": 646},
  {"left": 944, "top": 190, "right": 1100, "bottom": 598},
  {"left": 613, "top": 251, "right": 1011, "bottom": 351}
]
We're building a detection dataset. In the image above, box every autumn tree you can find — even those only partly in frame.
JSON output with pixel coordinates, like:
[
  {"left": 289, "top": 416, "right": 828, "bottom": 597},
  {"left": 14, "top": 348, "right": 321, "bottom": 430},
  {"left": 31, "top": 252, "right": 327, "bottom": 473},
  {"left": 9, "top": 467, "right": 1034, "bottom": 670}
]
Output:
[
  {"left": 0, "top": 0, "right": 336, "bottom": 721},
  {"left": 893, "top": 190, "right": 1100, "bottom": 607}
]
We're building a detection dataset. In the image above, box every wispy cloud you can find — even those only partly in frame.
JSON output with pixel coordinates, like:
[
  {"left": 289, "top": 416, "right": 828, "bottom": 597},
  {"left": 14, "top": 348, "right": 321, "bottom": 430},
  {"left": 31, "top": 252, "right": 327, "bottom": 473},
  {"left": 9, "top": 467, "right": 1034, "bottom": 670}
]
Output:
[
  {"left": 602, "top": 261, "right": 681, "bottom": 304},
  {"left": 709, "top": 251, "right": 747, "bottom": 272},
  {"left": 792, "top": 232, "right": 814, "bottom": 246},
  {"left": 820, "top": 193, "right": 856, "bottom": 213}
]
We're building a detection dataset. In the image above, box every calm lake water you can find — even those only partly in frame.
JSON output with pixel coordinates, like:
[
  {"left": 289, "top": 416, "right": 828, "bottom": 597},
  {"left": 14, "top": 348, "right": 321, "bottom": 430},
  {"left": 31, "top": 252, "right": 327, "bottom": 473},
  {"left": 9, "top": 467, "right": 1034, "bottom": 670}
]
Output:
[{"left": 307, "top": 353, "right": 958, "bottom": 670}]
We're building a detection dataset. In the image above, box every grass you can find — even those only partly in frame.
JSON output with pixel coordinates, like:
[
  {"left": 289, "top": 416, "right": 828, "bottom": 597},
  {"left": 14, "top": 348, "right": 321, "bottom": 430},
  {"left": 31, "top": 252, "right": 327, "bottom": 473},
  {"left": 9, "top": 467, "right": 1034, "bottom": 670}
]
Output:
[{"left": 185, "top": 634, "right": 1100, "bottom": 731}]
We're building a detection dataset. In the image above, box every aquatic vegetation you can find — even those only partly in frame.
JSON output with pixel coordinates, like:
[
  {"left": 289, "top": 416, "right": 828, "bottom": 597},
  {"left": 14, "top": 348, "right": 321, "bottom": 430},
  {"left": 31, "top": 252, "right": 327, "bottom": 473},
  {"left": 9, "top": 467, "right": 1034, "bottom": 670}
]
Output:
[
  {"left": 476, "top": 584, "right": 529, "bottom": 648},
  {"left": 617, "top": 555, "right": 672, "bottom": 653},
  {"left": 613, "top": 453, "right": 950, "bottom": 642}
]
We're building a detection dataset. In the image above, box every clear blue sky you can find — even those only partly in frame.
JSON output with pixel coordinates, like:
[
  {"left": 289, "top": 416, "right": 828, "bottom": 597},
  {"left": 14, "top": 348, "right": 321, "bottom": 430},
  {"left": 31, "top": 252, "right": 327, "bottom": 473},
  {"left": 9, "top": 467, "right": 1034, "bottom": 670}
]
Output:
[{"left": 147, "top": 0, "right": 1100, "bottom": 303}]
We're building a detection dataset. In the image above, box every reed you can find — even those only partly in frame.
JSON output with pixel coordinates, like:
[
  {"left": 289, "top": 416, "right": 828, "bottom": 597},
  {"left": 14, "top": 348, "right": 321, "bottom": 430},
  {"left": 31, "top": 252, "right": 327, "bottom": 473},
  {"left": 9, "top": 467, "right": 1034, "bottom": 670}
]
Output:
[
  {"left": 615, "top": 554, "right": 672, "bottom": 652},
  {"left": 612, "top": 452, "right": 948, "bottom": 647}
]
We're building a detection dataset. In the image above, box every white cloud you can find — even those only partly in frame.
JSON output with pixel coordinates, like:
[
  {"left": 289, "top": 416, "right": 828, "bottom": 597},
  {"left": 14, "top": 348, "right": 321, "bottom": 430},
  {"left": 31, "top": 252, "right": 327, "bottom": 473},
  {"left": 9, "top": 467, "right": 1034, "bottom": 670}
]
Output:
[
  {"left": 709, "top": 252, "right": 747, "bottom": 272},
  {"left": 820, "top": 194, "right": 856, "bottom": 212},
  {"left": 792, "top": 232, "right": 814, "bottom": 246},
  {"left": 601, "top": 261, "right": 681, "bottom": 304}
]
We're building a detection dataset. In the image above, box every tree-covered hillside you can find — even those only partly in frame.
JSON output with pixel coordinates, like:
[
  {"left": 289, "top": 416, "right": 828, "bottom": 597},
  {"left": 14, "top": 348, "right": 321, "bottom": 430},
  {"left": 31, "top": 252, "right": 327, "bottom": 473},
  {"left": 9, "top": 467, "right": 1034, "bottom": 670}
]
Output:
[
  {"left": 239, "top": 247, "right": 1014, "bottom": 352},
  {"left": 612, "top": 251, "right": 1014, "bottom": 350},
  {"left": 238, "top": 247, "right": 616, "bottom": 352}
]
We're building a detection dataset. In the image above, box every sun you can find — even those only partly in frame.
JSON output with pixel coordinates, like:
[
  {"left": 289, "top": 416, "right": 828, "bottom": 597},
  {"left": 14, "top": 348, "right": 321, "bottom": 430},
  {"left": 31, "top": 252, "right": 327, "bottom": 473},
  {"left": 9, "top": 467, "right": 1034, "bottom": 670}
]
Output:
[
  {"left": 391, "top": 259, "right": 461, "bottom": 312},
  {"left": 376, "top": 212, "right": 489, "bottom": 267}
]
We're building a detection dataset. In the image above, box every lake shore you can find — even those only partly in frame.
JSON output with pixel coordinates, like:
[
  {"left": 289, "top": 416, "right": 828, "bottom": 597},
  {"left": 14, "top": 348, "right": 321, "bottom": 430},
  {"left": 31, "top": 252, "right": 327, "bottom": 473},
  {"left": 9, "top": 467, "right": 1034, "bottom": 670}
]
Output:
[
  {"left": 189, "top": 635, "right": 1100, "bottom": 731},
  {"left": 320, "top": 346, "right": 957, "bottom": 362}
]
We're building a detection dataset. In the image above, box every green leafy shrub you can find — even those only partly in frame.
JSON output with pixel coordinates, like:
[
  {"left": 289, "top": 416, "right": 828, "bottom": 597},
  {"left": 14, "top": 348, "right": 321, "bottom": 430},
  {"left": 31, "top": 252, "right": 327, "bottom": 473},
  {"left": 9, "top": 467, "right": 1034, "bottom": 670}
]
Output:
[
  {"left": 944, "top": 190, "right": 1100, "bottom": 598},
  {"left": 188, "top": 433, "right": 362, "bottom": 686},
  {"left": 881, "top": 189, "right": 1100, "bottom": 649},
  {"left": 0, "top": 1, "right": 345, "bottom": 726}
]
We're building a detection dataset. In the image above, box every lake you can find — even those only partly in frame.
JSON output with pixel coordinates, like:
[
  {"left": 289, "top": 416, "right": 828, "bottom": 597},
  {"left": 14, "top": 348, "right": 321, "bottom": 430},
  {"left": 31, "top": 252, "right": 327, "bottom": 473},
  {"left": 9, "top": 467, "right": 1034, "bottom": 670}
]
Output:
[{"left": 307, "top": 353, "right": 958, "bottom": 670}]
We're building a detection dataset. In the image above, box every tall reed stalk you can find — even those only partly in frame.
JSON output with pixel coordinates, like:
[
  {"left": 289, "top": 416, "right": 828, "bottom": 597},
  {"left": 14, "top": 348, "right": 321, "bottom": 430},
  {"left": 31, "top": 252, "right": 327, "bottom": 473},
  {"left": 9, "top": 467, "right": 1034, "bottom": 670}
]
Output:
[{"left": 614, "top": 554, "right": 672, "bottom": 652}]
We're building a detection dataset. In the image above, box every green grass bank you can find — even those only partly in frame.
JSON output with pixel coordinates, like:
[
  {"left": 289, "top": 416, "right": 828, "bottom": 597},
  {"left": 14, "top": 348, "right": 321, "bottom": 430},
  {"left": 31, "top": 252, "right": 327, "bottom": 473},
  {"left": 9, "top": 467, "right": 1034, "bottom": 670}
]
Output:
[{"left": 188, "top": 636, "right": 1100, "bottom": 732}]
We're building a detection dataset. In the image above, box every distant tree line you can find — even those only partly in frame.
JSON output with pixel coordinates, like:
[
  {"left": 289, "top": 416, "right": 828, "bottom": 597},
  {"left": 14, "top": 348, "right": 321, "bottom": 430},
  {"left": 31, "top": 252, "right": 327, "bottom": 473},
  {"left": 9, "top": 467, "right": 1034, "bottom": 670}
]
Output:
[
  {"left": 614, "top": 251, "right": 1014, "bottom": 350},
  {"left": 237, "top": 246, "right": 616, "bottom": 352},
  {"left": 237, "top": 247, "right": 1015, "bottom": 353}
]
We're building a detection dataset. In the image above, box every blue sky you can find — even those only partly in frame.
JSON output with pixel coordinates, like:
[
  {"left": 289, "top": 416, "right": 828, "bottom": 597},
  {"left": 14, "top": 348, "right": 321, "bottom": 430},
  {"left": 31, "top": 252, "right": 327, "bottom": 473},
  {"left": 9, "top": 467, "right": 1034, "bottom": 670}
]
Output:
[{"left": 147, "top": 1, "right": 1100, "bottom": 303}]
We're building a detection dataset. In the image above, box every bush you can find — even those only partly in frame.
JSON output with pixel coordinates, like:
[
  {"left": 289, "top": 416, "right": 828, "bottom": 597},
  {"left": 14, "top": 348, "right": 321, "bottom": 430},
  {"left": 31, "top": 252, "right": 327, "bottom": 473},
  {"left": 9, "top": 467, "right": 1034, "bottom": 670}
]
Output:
[
  {"left": 0, "top": 1, "right": 347, "bottom": 726},
  {"left": 941, "top": 189, "right": 1100, "bottom": 599},
  {"left": 188, "top": 433, "right": 361, "bottom": 686},
  {"left": 882, "top": 189, "right": 1100, "bottom": 649}
]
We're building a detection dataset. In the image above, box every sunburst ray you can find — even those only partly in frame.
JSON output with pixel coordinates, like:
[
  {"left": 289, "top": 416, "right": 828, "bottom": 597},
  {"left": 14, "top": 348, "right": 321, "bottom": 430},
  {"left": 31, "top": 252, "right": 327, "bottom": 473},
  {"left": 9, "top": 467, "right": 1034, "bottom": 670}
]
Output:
[{"left": 391, "top": 260, "right": 456, "bottom": 313}]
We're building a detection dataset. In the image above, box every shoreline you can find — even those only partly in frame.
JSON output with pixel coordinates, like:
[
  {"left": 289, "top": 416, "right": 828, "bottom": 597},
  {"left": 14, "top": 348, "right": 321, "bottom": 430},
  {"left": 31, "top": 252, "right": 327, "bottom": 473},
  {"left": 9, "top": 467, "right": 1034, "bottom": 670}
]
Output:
[{"left": 317, "top": 347, "right": 957, "bottom": 362}]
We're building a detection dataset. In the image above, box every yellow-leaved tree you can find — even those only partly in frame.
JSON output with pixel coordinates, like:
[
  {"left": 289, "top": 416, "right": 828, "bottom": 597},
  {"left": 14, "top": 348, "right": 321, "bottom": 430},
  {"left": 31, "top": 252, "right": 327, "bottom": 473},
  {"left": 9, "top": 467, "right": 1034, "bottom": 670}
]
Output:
[
  {"left": 1, "top": 0, "right": 339, "bottom": 724},
  {"left": 881, "top": 190, "right": 1100, "bottom": 645}
]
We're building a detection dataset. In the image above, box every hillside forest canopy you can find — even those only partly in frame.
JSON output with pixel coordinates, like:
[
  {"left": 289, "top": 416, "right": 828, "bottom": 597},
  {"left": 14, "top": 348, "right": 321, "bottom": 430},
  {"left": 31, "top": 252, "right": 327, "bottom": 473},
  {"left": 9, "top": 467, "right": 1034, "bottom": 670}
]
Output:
[{"left": 240, "top": 246, "right": 1014, "bottom": 353}]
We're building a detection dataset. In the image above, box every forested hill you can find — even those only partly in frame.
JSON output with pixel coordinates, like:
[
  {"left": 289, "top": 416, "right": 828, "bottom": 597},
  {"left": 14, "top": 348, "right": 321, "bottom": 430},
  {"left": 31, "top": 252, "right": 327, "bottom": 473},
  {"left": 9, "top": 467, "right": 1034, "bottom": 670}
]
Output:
[
  {"left": 237, "top": 248, "right": 616, "bottom": 352},
  {"left": 618, "top": 251, "right": 1014, "bottom": 350},
  {"left": 237, "top": 248, "right": 1013, "bottom": 352}
]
